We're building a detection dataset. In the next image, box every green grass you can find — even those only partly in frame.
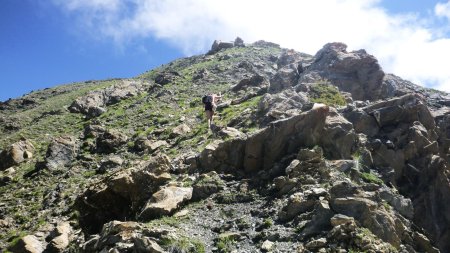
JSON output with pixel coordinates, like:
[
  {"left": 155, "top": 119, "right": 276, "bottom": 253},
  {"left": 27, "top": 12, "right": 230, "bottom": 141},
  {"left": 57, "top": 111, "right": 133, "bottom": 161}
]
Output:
[
  {"left": 160, "top": 237, "right": 206, "bottom": 253},
  {"left": 263, "top": 218, "right": 274, "bottom": 228},
  {"left": 215, "top": 235, "right": 236, "bottom": 253},
  {"left": 360, "top": 172, "right": 383, "bottom": 185},
  {"left": 309, "top": 82, "right": 346, "bottom": 107}
]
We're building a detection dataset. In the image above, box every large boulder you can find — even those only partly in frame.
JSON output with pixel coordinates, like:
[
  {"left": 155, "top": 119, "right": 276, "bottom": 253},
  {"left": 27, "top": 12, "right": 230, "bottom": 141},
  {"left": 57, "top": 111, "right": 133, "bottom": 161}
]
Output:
[
  {"left": 207, "top": 40, "right": 235, "bottom": 55},
  {"left": 231, "top": 74, "right": 269, "bottom": 93},
  {"left": 299, "top": 42, "right": 387, "bottom": 101},
  {"left": 139, "top": 186, "right": 193, "bottom": 220},
  {"left": 268, "top": 64, "right": 300, "bottom": 93},
  {"left": 75, "top": 154, "right": 172, "bottom": 234},
  {"left": 46, "top": 222, "right": 72, "bottom": 253},
  {"left": 257, "top": 89, "right": 308, "bottom": 123},
  {"left": 69, "top": 80, "right": 147, "bottom": 118},
  {"left": 95, "top": 129, "right": 128, "bottom": 153},
  {"left": 44, "top": 136, "right": 78, "bottom": 171},
  {"left": 0, "top": 139, "right": 34, "bottom": 170},
  {"left": 9, "top": 235, "right": 44, "bottom": 253},
  {"left": 154, "top": 71, "right": 180, "bottom": 85}
]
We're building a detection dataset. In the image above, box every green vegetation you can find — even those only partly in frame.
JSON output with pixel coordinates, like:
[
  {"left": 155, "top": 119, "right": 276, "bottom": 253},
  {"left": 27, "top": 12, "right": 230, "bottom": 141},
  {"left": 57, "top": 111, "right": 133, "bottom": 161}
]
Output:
[
  {"left": 215, "top": 235, "right": 236, "bottom": 253},
  {"left": 309, "top": 82, "right": 346, "bottom": 107},
  {"left": 160, "top": 236, "right": 206, "bottom": 253},
  {"left": 360, "top": 172, "right": 384, "bottom": 185},
  {"left": 262, "top": 218, "right": 274, "bottom": 228}
]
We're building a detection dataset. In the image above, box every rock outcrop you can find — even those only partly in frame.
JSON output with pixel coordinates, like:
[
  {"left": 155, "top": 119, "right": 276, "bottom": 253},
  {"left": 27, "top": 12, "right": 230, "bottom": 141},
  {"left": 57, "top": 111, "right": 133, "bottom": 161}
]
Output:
[
  {"left": 44, "top": 136, "right": 78, "bottom": 171},
  {"left": 298, "top": 42, "right": 387, "bottom": 101},
  {"left": 200, "top": 103, "right": 357, "bottom": 173},
  {"left": 69, "top": 80, "right": 147, "bottom": 118},
  {"left": 75, "top": 155, "right": 172, "bottom": 233},
  {"left": 139, "top": 186, "right": 193, "bottom": 220}
]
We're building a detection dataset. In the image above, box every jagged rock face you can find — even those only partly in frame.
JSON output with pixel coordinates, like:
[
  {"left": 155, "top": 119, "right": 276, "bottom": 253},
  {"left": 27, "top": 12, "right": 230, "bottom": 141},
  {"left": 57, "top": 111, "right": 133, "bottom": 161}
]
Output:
[
  {"left": 345, "top": 93, "right": 450, "bottom": 250},
  {"left": 0, "top": 139, "right": 34, "bottom": 170},
  {"left": 200, "top": 104, "right": 357, "bottom": 173},
  {"left": 300, "top": 42, "right": 387, "bottom": 101}
]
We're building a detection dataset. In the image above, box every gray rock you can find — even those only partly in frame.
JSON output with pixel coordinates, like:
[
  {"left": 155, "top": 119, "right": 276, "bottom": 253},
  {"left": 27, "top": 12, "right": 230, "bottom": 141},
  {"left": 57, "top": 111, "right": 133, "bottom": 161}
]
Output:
[
  {"left": 98, "top": 156, "right": 124, "bottom": 173},
  {"left": 234, "top": 37, "right": 245, "bottom": 47},
  {"left": 45, "top": 136, "right": 78, "bottom": 171},
  {"left": 232, "top": 74, "right": 268, "bottom": 92},
  {"left": 268, "top": 64, "right": 299, "bottom": 93},
  {"left": 299, "top": 42, "right": 386, "bottom": 101},
  {"left": 258, "top": 89, "right": 308, "bottom": 122},
  {"left": 305, "top": 238, "right": 327, "bottom": 250},
  {"left": 170, "top": 123, "right": 191, "bottom": 138},
  {"left": 208, "top": 40, "right": 234, "bottom": 55},
  {"left": 278, "top": 192, "right": 316, "bottom": 221},
  {"left": 261, "top": 240, "right": 274, "bottom": 252},
  {"left": 319, "top": 108, "right": 357, "bottom": 159},
  {"left": 300, "top": 200, "right": 334, "bottom": 237},
  {"left": 155, "top": 71, "right": 180, "bottom": 85},
  {"left": 276, "top": 49, "right": 304, "bottom": 69},
  {"left": 330, "top": 214, "right": 355, "bottom": 227},
  {"left": 378, "top": 187, "right": 414, "bottom": 219},
  {"left": 96, "top": 129, "right": 128, "bottom": 153},
  {"left": 69, "top": 80, "right": 147, "bottom": 117},
  {"left": 343, "top": 107, "right": 379, "bottom": 137},
  {"left": 199, "top": 104, "right": 335, "bottom": 174}
]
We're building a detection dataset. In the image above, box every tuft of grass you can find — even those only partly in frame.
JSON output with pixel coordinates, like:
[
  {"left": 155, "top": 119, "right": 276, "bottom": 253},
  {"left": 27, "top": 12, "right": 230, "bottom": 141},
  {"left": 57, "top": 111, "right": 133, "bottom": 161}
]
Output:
[
  {"left": 160, "top": 237, "right": 205, "bottom": 253},
  {"left": 263, "top": 218, "right": 274, "bottom": 228},
  {"left": 360, "top": 172, "right": 383, "bottom": 185},
  {"left": 309, "top": 82, "right": 346, "bottom": 107},
  {"left": 215, "top": 235, "right": 235, "bottom": 253}
]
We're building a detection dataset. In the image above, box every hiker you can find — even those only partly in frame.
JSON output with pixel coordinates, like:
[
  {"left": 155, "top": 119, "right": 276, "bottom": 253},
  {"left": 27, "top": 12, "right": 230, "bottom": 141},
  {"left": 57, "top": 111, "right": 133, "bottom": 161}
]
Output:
[{"left": 203, "top": 93, "right": 222, "bottom": 128}]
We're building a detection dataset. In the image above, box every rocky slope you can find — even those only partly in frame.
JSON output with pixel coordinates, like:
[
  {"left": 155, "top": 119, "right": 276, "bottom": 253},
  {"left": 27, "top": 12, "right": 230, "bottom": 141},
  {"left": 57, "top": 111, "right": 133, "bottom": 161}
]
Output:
[{"left": 1, "top": 38, "right": 450, "bottom": 253}]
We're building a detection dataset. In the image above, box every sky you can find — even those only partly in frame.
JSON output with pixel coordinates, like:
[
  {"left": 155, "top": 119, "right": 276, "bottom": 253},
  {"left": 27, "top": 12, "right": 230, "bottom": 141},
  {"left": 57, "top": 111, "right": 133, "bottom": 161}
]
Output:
[{"left": 1, "top": 0, "right": 450, "bottom": 102}]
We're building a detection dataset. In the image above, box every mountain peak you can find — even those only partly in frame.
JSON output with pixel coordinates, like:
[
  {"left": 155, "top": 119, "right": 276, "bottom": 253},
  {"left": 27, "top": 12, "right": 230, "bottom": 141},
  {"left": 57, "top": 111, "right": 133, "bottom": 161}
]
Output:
[{"left": 0, "top": 39, "right": 449, "bottom": 252}]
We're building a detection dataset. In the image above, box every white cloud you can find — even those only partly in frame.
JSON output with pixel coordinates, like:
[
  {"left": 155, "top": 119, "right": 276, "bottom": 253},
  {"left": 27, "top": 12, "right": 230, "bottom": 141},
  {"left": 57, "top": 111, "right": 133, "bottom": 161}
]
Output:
[
  {"left": 52, "top": 0, "right": 450, "bottom": 92},
  {"left": 435, "top": 0, "right": 450, "bottom": 20}
]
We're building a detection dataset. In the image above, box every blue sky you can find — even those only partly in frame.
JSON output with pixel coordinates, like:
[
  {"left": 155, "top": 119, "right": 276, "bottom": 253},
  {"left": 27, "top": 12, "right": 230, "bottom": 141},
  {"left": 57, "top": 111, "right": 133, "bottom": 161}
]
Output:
[{"left": 1, "top": 0, "right": 450, "bottom": 102}]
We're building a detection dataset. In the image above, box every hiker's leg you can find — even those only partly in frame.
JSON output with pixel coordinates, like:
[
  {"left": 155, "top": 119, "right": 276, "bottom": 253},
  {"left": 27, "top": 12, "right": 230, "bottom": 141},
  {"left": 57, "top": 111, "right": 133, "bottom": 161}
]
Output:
[{"left": 205, "top": 110, "right": 212, "bottom": 128}]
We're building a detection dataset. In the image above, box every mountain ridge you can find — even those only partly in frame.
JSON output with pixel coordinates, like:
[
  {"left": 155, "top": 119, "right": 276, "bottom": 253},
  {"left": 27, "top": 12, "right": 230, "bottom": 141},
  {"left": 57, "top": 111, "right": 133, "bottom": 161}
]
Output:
[{"left": 0, "top": 38, "right": 449, "bottom": 253}]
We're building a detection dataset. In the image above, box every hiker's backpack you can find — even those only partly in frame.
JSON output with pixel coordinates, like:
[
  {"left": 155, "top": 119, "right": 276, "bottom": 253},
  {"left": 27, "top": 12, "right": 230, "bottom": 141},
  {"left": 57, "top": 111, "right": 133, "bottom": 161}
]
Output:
[{"left": 202, "top": 95, "right": 212, "bottom": 104}]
